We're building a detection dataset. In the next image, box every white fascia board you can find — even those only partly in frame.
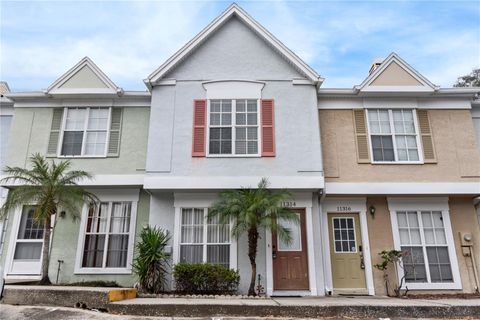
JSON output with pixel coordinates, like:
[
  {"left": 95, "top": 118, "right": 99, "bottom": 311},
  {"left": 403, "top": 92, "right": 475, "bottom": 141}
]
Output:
[
  {"left": 0, "top": 105, "right": 14, "bottom": 116},
  {"left": 11, "top": 96, "right": 151, "bottom": 108},
  {"left": 144, "top": 176, "right": 324, "bottom": 190},
  {"left": 147, "top": 4, "right": 321, "bottom": 85},
  {"left": 326, "top": 182, "right": 480, "bottom": 195},
  {"left": 1, "top": 174, "right": 145, "bottom": 187},
  {"left": 361, "top": 86, "right": 434, "bottom": 93}
]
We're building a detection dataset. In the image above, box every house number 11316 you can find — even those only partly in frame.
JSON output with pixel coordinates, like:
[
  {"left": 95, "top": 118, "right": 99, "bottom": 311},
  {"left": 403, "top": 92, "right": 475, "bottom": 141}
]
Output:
[{"left": 336, "top": 206, "right": 352, "bottom": 212}]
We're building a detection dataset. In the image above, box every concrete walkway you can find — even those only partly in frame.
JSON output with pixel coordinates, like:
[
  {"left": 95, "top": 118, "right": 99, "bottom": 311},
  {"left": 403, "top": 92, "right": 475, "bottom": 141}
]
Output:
[{"left": 109, "top": 296, "right": 480, "bottom": 318}]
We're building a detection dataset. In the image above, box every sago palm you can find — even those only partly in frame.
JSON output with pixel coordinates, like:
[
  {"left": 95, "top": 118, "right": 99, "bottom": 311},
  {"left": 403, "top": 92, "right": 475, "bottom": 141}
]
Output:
[
  {"left": 0, "top": 153, "right": 96, "bottom": 285},
  {"left": 209, "top": 178, "right": 298, "bottom": 296}
]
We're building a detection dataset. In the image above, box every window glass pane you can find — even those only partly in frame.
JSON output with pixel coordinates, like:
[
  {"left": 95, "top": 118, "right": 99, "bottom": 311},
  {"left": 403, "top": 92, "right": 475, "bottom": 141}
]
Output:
[
  {"left": 332, "top": 217, "right": 356, "bottom": 252},
  {"left": 106, "top": 235, "right": 129, "bottom": 268},
  {"left": 278, "top": 214, "right": 301, "bottom": 251},
  {"left": 427, "top": 247, "right": 453, "bottom": 282},
  {"left": 209, "top": 128, "right": 232, "bottom": 154},
  {"left": 87, "top": 108, "right": 109, "bottom": 130},
  {"left": 207, "top": 245, "right": 230, "bottom": 267},
  {"left": 402, "top": 246, "right": 427, "bottom": 282},
  {"left": 247, "top": 127, "right": 257, "bottom": 140},
  {"left": 247, "top": 141, "right": 258, "bottom": 154},
  {"left": 180, "top": 245, "right": 203, "bottom": 263},
  {"left": 65, "top": 108, "right": 86, "bottom": 130},
  {"left": 181, "top": 208, "right": 204, "bottom": 243},
  {"left": 236, "top": 113, "right": 246, "bottom": 125},
  {"left": 236, "top": 100, "right": 245, "bottom": 112},
  {"left": 221, "top": 100, "right": 231, "bottom": 112},
  {"left": 14, "top": 243, "right": 43, "bottom": 260},
  {"left": 85, "top": 131, "right": 107, "bottom": 155},
  {"left": 86, "top": 203, "right": 108, "bottom": 233},
  {"left": 17, "top": 207, "right": 43, "bottom": 240},
  {"left": 82, "top": 235, "right": 105, "bottom": 267},
  {"left": 372, "top": 136, "right": 394, "bottom": 161},
  {"left": 61, "top": 131, "right": 83, "bottom": 155},
  {"left": 221, "top": 114, "right": 231, "bottom": 125},
  {"left": 210, "top": 113, "right": 220, "bottom": 125},
  {"left": 109, "top": 202, "right": 131, "bottom": 233},
  {"left": 211, "top": 100, "right": 221, "bottom": 112},
  {"left": 247, "top": 100, "right": 257, "bottom": 112},
  {"left": 236, "top": 127, "right": 246, "bottom": 140},
  {"left": 207, "top": 215, "right": 230, "bottom": 243}
]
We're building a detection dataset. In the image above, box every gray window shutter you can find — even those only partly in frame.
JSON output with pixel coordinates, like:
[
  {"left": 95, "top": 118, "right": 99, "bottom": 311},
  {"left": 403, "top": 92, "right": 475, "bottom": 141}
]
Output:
[
  {"left": 353, "top": 109, "right": 370, "bottom": 163},
  {"left": 417, "top": 109, "right": 437, "bottom": 163},
  {"left": 107, "top": 108, "right": 123, "bottom": 157},
  {"left": 46, "top": 108, "right": 64, "bottom": 157}
]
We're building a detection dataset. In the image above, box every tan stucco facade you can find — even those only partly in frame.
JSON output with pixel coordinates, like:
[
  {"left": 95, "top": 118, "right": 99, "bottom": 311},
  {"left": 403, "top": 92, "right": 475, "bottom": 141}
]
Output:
[
  {"left": 363, "top": 196, "right": 480, "bottom": 295},
  {"left": 370, "top": 61, "right": 424, "bottom": 86},
  {"left": 320, "top": 108, "right": 480, "bottom": 182}
]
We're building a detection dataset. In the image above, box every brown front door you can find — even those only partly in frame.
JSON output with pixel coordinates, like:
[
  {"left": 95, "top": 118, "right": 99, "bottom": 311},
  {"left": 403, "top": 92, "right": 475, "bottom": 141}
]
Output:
[{"left": 272, "top": 209, "right": 309, "bottom": 290}]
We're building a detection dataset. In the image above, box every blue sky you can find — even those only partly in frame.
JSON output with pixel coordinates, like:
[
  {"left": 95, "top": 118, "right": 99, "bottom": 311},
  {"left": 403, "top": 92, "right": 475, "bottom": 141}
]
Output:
[{"left": 1, "top": 1, "right": 479, "bottom": 91}]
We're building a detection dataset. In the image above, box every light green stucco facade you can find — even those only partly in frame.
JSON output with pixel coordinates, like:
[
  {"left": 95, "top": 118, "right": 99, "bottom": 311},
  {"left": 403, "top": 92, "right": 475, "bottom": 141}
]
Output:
[{"left": 5, "top": 107, "right": 149, "bottom": 174}]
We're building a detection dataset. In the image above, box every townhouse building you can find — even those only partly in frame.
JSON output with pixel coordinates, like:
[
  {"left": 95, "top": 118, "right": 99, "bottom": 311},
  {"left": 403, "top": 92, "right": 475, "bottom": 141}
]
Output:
[{"left": 1, "top": 3, "right": 479, "bottom": 296}]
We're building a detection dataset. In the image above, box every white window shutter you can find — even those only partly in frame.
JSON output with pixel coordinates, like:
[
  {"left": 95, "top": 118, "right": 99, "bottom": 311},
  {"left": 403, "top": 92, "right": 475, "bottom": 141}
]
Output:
[{"left": 107, "top": 108, "right": 123, "bottom": 157}]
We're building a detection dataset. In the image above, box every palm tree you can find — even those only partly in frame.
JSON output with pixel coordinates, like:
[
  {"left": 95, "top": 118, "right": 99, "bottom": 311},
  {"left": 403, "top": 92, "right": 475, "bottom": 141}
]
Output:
[
  {"left": 209, "top": 178, "right": 298, "bottom": 296},
  {"left": 0, "top": 153, "right": 97, "bottom": 285}
]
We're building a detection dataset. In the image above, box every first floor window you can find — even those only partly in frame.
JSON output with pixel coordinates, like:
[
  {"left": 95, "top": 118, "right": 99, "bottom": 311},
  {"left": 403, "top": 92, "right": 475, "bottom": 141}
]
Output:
[
  {"left": 61, "top": 107, "right": 109, "bottom": 156},
  {"left": 396, "top": 210, "right": 453, "bottom": 284},
  {"left": 82, "top": 201, "right": 132, "bottom": 269},
  {"left": 179, "top": 208, "right": 230, "bottom": 268},
  {"left": 208, "top": 99, "right": 259, "bottom": 156},
  {"left": 368, "top": 109, "right": 420, "bottom": 162}
]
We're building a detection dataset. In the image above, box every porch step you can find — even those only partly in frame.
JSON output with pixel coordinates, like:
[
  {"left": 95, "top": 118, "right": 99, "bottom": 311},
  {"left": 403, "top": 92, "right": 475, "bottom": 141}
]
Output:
[
  {"left": 1, "top": 285, "right": 137, "bottom": 309},
  {"left": 108, "top": 296, "right": 480, "bottom": 318}
]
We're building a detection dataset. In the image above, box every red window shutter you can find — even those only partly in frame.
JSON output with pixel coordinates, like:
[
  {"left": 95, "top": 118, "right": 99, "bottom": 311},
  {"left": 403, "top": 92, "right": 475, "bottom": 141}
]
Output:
[
  {"left": 261, "top": 99, "right": 276, "bottom": 157},
  {"left": 192, "top": 99, "right": 207, "bottom": 157}
]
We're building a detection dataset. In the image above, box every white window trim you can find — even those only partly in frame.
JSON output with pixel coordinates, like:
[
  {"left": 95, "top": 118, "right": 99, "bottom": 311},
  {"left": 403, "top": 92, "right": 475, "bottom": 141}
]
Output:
[
  {"left": 366, "top": 108, "right": 424, "bottom": 164},
  {"left": 388, "top": 197, "right": 462, "bottom": 290},
  {"left": 172, "top": 194, "right": 238, "bottom": 271},
  {"left": 57, "top": 106, "right": 111, "bottom": 158},
  {"left": 74, "top": 189, "right": 139, "bottom": 274},
  {"left": 206, "top": 99, "right": 261, "bottom": 158}
]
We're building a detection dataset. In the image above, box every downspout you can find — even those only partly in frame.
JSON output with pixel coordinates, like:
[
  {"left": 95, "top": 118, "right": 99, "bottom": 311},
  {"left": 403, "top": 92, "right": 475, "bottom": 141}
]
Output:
[{"left": 317, "top": 188, "right": 329, "bottom": 295}]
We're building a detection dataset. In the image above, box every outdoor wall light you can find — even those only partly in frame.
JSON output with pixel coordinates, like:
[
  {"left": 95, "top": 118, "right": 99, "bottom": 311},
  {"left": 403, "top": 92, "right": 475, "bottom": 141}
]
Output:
[
  {"left": 369, "top": 205, "right": 376, "bottom": 217},
  {"left": 59, "top": 211, "right": 66, "bottom": 218}
]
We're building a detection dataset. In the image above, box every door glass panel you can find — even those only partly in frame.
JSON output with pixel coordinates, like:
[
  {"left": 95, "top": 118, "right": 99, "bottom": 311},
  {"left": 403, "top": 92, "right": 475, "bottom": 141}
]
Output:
[
  {"left": 278, "top": 213, "right": 301, "bottom": 251},
  {"left": 14, "top": 206, "right": 44, "bottom": 261},
  {"left": 332, "top": 217, "right": 357, "bottom": 253}
]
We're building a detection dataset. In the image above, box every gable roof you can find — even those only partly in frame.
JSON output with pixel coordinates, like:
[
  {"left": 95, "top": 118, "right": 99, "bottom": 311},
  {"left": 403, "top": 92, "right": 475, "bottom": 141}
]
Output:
[
  {"left": 47, "top": 57, "right": 122, "bottom": 95},
  {"left": 356, "top": 52, "right": 438, "bottom": 93},
  {"left": 145, "top": 3, "right": 322, "bottom": 88}
]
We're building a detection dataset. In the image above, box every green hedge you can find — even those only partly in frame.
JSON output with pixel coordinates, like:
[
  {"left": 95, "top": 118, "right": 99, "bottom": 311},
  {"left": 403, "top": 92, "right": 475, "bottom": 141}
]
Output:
[{"left": 173, "top": 263, "right": 240, "bottom": 295}]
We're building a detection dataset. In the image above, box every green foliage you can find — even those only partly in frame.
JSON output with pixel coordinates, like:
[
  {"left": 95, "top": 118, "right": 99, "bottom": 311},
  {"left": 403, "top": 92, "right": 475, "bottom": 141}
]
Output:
[
  {"left": 0, "top": 153, "right": 95, "bottom": 284},
  {"left": 173, "top": 263, "right": 240, "bottom": 295},
  {"left": 454, "top": 68, "right": 480, "bottom": 87},
  {"left": 374, "top": 249, "right": 404, "bottom": 271},
  {"left": 132, "top": 226, "right": 171, "bottom": 293},
  {"left": 208, "top": 177, "right": 297, "bottom": 296}
]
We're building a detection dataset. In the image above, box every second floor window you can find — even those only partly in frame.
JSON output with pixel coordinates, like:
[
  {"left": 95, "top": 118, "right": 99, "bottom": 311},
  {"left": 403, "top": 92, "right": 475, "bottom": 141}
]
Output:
[
  {"left": 208, "top": 99, "right": 259, "bottom": 156},
  {"left": 367, "top": 109, "right": 421, "bottom": 162},
  {"left": 61, "top": 107, "right": 110, "bottom": 156}
]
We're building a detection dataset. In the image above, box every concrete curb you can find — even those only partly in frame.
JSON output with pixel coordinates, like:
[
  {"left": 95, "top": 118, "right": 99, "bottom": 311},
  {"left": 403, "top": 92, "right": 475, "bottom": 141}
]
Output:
[
  {"left": 1, "top": 285, "right": 137, "bottom": 309},
  {"left": 108, "top": 302, "right": 480, "bottom": 318}
]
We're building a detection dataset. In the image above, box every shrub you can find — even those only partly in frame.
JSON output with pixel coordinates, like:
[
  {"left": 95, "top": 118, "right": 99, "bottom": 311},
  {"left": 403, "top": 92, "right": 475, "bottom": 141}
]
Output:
[
  {"left": 132, "top": 226, "right": 171, "bottom": 293},
  {"left": 173, "top": 263, "right": 240, "bottom": 295}
]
